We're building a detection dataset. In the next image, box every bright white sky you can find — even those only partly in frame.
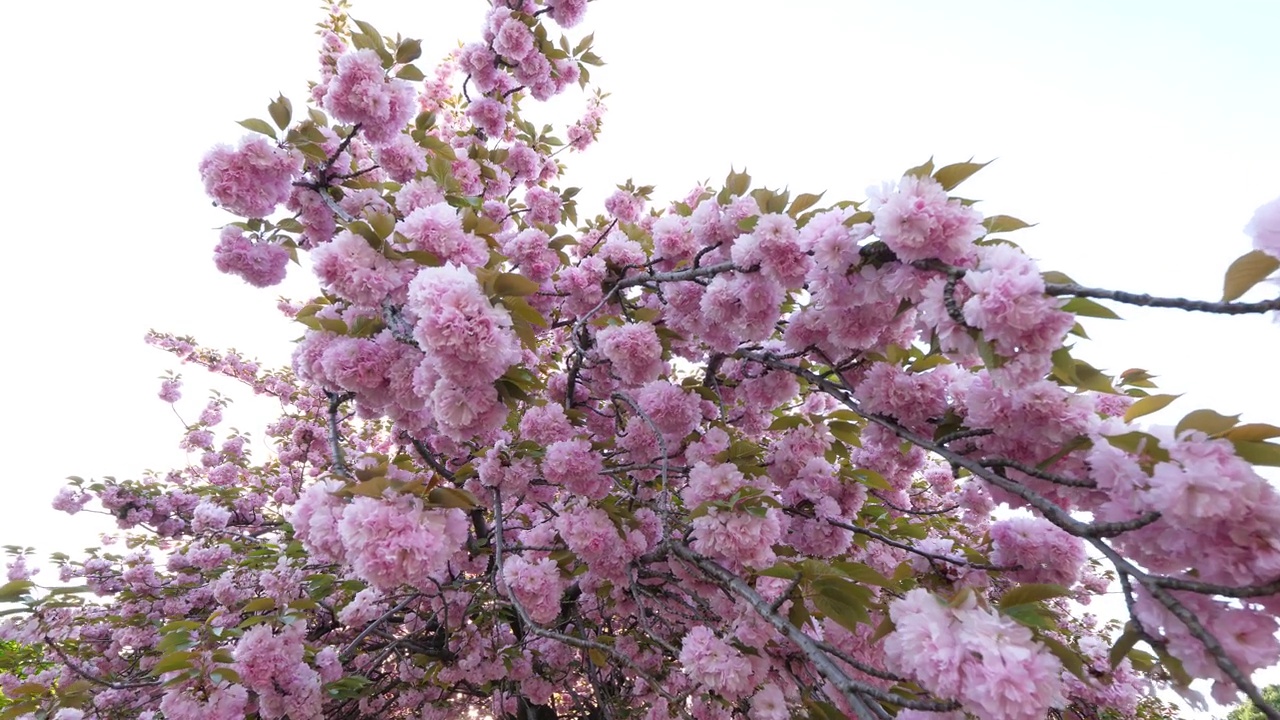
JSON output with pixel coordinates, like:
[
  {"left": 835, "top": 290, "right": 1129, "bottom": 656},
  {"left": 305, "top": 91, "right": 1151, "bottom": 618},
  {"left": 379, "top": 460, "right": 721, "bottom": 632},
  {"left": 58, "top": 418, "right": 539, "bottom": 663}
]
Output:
[{"left": 2, "top": 1, "right": 1279, "bottom": 716}]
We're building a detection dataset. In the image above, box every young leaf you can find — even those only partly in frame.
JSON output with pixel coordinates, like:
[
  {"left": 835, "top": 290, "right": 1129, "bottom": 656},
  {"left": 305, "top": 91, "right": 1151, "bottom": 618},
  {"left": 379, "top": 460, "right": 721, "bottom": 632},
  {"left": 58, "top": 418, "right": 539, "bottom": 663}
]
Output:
[
  {"left": 1122, "top": 394, "right": 1180, "bottom": 423},
  {"left": 237, "top": 118, "right": 277, "bottom": 140},
  {"left": 1222, "top": 249, "right": 1280, "bottom": 302},
  {"left": 932, "top": 159, "right": 991, "bottom": 191}
]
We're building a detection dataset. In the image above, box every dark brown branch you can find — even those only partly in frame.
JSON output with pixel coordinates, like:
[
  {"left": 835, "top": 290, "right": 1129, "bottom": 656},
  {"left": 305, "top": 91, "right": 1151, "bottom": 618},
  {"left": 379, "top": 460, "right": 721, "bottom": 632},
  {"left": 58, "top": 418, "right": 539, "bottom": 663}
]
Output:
[{"left": 1046, "top": 283, "right": 1280, "bottom": 315}]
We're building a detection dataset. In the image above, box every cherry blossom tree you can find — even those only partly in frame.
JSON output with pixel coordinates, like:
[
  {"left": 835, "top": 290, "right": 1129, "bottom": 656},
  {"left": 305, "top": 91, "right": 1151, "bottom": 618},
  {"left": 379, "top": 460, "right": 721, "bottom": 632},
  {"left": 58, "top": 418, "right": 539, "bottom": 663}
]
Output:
[{"left": 3, "top": 2, "right": 1280, "bottom": 719}]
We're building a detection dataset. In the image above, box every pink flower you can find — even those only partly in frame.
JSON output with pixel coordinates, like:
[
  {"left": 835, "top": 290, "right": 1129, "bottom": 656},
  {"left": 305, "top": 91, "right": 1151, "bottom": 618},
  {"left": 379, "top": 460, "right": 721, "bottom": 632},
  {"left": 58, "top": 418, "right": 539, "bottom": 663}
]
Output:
[
  {"left": 690, "top": 507, "right": 784, "bottom": 571},
  {"left": 542, "top": 439, "right": 609, "bottom": 499},
  {"left": 398, "top": 203, "right": 488, "bottom": 269},
  {"left": 596, "top": 322, "right": 664, "bottom": 386},
  {"left": 502, "top": 555, "right": 566, "bottom": 624},
  {"left": 989, "top": 516, "right": 1085, "bottom": 586},
  {"left": 679, "top": 626, "right": 754, "bottom": 700},
  {"left": 866, "top": 175, "right": 983, "bottom": 264},
  {"left": 324, "top": 49, "right": 417, "bottom": 146},
  {"left": 407, "top": 264, "right": 522, "bottom": 385},
  {"left": 310, "top": 230, "right": 407, "bottom": 306},
  {"left": 546, "top": 0, "right": 588, "bottom": 27},
  {"left": 523, "top": 186, "right": 564, "bottom": 225},
  {"left": 338, "top": 494, "right": 469, "bottom": 591},
  {"left": 199, "top": 135, "right": 302, "bottom": 218},
  {"left": 213, "top": 227, "right": 290, "bottom": 287},
  {"left": 605, "top": 189, "right": 644, "bottom": 223},
  {"left": 374, "top": 133, "right": 427, "bottom": 182},
  {"left": 1246, "top": 195, "right": 1280, "bottom": 260},
  {"left": 467, "top": 96, "right": 509, "bottom": 137}
]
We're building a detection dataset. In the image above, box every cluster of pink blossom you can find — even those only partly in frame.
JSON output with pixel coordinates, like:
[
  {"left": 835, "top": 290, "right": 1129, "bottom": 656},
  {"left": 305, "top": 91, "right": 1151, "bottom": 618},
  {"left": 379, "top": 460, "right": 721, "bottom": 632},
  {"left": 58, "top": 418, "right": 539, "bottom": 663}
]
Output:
[
  {"left": 14, "top": 2, "right": 1280, "bottom": 718},
  {"left": 198, "top": 136, "right": 302, "bottom": 219},
  {"left": 865, "top": 174, "right": 984, "bottom": 264},
  {"left": 322, "top": 49, "right": 417, "bottom": 146},
  {"left": 885, "top": 589, "right": 1066, "bottom": 720}
]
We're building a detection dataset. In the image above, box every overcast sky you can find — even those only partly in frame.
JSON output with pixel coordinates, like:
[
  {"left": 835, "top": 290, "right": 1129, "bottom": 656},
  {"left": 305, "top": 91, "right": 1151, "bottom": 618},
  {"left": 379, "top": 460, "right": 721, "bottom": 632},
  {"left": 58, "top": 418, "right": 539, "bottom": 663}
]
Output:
[{"left": 2, "top": 1, "right": 1278, "bottom": 715}]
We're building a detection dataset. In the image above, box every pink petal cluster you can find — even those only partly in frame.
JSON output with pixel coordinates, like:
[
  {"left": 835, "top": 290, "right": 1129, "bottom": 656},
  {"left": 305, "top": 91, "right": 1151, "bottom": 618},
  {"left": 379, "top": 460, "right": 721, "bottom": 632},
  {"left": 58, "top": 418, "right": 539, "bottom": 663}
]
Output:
[
  {"left": 337, "top": 494, "right": 469, "bottom": 591},
  {"left": 310, "top": 230, "right": 407, "bottom": 306},
  {"left": 407, "top": 264, "right": 522, "bottom": 438},
  {"left": 542, "top": 439, "right": 609, "bottom": 499},
  {"left": 596, "top": 322, "right": 664, "bottom": 386},
  {"left": 199, "top": 135, "right": 302, "bottom": 218},
  {"left": 324, "top": 49, "right": 417, "bottom": 146},
  {"left": 678, "top": 625, "right": 755, "bottom": 701},
  {"left": 690, "top": 507, "right": 784, "bottom": 571},
  {"left": 884, "top": 589, "right": 1065, "bottom": 720},
  {"left": 213, "top": 227, "right": 290, "bottom": 288},
  {"left": 374, "top": 133, "right": 427, "bottom": 183},
  {"left": 962, "top": 244, "right": 1075, "bottom": 378},
  {"left": 502, "top": 555, "right": 566, "bottom": 624},
  {"left": 158, "top": 683, "right": 249, "bottom": 720},
  {"left": 398, "top": 203, "right": 488, "bottom": 269},
  {"left": 1246, "top": 195, "right": 1280, "bottom": 260},
  {"left": 989, "top": 516, "right": 1086, "bottom": 586},
  {"left": 866, "top": 175, "right": 983, "bottom": 264},
  {"left": 233, "top": 622, "right": 322, "bottom": 720}
]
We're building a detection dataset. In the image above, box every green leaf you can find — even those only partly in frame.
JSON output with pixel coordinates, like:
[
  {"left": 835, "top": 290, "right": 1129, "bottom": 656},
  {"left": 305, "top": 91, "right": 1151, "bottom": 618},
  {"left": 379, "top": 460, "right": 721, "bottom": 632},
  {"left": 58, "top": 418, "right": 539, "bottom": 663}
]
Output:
[
  {"left": 787, "top": 192, "right": 825, "bottom": 218},
  {"left": 427, "top": 486, "right": 479, "bottom": 510},
  {"left": 827, "top": 420, "right": 860, "bottom": 446},
  {"left": 396, "top": 38, "right": 423, "bottom": 64},
  {"left": 1104, "top": 431, "right": 1171, "bottom": 463},
  {"left": 1222, "top": 423, "right": 1280, "bottom": 442},
  {"left": 152, "top": 651, "right": 195, "bottom": 675},
  {"left": 831, "top": 561, "right": 894, "bottom": 588},
  {"left": 492, "top": 272, "right": 541, "bottom": 297},
  {"left": 1175, "top": 408, "right": 1239, "bottom": 437},
  {"left": 904, "top": 157, "right": 934, "bottom": 179},
  {"left": 1108, "top": 622, "right": 1141, "bottom": 669},
  {"left": 1038, "top": 634, "right": 1087, "bottom": 680},
  {"left": 0, "top": 580, "right": 33, "bottom": 602},
  {"left": 268, "top": 94, "right": 292, "bottom": 130},
  {"left": 810, "top": 577, "right": 872, "bottom": 631},
  {"left": 1231, "top": 440, "right": 1280, "bottom": 467},
  {"left": 352, "top": 20, "right": 386, "bottom": 51},
  {"left": 573, "top": 32, "right": 594, "bottom": 56},
  {"left": 1122, "top": 394, "right": 1181, "bottom": 423},
  {"left": 998, "top": 583, "right": 1070, "bottom": 608},
  {"left": 396, "top": 64, "right": 427, "bottom": 82},
  {"left": 1041, "top": 270, "right": 1076, "bottom": 285},
  {"left": 237, "top": 118, "right": 277, "bottom": 140},
  {"left": 1222, "top": 249, "right": 1280, "bottom": 302},
  {"left": 724, "top": 168, "right": 751, "bottom": 197},
  {"left": 983, "top": 214, "right": 1033, "bottom": 234},
  {"left": 758, "top": 563, "right": 800, "bottom": 580},
  {"left": 1061, "top": 296, "right": 1121, "bottom": 320},
  {"left": 932, "top": 159, "right": 990, "bottom": 191},
  {"left": 242, "top": 597, "right": 277, "bottom": 613},
  {"left": 1001, "top": 602, "right": 1056, "bottom": 630}
]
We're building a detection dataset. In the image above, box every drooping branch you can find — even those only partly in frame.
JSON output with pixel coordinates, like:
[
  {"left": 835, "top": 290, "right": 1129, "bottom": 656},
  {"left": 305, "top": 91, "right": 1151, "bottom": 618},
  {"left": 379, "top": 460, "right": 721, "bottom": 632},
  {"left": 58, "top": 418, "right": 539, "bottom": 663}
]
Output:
[
  {"left": 668, "top": 542, "right": 962, "bottom": 715},
  {"left": 1045, "top": 282, "right": 1280, "bottom": 315}
]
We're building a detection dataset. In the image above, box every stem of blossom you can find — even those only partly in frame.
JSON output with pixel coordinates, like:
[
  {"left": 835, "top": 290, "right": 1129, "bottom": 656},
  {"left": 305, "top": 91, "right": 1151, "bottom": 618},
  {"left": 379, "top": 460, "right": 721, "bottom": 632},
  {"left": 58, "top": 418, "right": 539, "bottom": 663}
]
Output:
[
  {"left": 611, "top": 391, "right": 673, "bottom": 515},
  {"left": 339, "top": 594, "right": 419, "bottom": 662},
  {"left": 1092, "top": 544, "right": 1280, "bottom": 720},
  {"left": 1045, "top": 283, "right": 1280, "bottom": 315},
  {"left": 668, "top": 542, "right": 961, "bottom": 714},
  {"left": 325, "top": 390, "right": 354, "bottom": 479},
  {"left": 815, "top": 514, "right": 1012, "bottom": 572},
  {"left": 491, "top": 488, "right": 686, "bottom": 714},
  {"left": 742, "top": 348, "right": 1280, "bottom": 713},
  {"left": 42, "top": 634, "right": 159, "bottom": 690},
  {"left": 980, "top": 458, "right": 1097, "bottom": 488}
]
